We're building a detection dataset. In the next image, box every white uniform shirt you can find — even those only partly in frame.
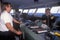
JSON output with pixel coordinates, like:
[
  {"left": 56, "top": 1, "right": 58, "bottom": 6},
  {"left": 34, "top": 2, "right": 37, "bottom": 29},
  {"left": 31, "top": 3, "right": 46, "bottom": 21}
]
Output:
[{"left": 0, "top": 11, "right": 13, "bottom": 32}]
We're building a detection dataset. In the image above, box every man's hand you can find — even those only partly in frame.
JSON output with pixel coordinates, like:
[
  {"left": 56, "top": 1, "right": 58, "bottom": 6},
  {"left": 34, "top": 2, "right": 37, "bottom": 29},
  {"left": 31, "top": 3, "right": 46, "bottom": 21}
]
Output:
[
  {"left": 19, "top": 21, "right": 23, "bottom": 24},
  {"left": 5, "top": 23, "right": 22, "bottom": 35},
  {"left": 16, "top": 31, "right": 22, "bottom": 35},
  {"left": 13, "top": 18, "right": 23, "bottom": 24},
  {"left": 51, "top": 16, "right": 54, "bottom": 19}
]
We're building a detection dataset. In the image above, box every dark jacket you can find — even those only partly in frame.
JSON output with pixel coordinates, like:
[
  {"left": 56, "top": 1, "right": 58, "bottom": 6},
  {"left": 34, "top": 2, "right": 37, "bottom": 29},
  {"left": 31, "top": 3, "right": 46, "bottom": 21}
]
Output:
[{"left": 42, "top": 14, "right": 56, "bottom": 28}]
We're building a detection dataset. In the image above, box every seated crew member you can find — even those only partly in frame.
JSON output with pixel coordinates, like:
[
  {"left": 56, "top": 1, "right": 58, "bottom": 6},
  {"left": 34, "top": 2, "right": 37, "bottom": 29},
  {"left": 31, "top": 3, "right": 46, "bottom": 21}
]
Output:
[
  {"left": 0, "top": 2, "right": 22, "bottom": 40},
  {"left": 42, "top": 8, "right": 56, "bottom": 29},
  {"left": 42, "top": 8, "right": 56, "bottom": 40}
]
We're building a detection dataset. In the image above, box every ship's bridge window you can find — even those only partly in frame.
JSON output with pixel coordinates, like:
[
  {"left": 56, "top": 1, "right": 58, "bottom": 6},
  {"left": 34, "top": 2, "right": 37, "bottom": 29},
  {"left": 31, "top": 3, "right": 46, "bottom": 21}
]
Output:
[
  {"left": 51, "top": 6, "right": 60, "bottom": 13},
  {"left": 28, "top": 9, "right": 36, "bottom": 13},
  {"left": 36, "top": 8, "right": 45, "bottom": 13},
  {"left": 10, "top": 9, "right": 15, "bottom": 15},
  {"left": 23, "top": 9, "right": 28, "bottom": 13},
  {"left": 19, "top": 9, "right": 23, "bottom": 13}
]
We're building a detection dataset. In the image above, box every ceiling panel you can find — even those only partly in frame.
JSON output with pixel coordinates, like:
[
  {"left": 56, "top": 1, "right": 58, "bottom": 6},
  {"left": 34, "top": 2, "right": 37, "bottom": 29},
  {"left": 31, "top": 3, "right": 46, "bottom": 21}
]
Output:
[{"left": 2, "top": 0, "right": 60, "bottom": 9}]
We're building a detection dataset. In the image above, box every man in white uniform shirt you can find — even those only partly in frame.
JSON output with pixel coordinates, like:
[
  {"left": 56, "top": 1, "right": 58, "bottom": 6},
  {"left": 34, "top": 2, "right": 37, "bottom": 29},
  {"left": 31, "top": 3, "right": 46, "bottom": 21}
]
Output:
[
  {"left": 0, "top": 2, "right": 22, "bottom": 40},
  {"left": 0, "top": 1, "right": 1, "bottom": 26}
]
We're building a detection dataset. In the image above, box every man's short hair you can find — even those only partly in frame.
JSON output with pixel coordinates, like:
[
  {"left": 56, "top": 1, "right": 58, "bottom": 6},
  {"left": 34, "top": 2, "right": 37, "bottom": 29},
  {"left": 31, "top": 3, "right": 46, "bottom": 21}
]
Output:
[
  {"left": 2, "top": 2, "right": 11, "bottom": 10},
  {"left": 45, "top": 8, "right": 50, "bottom": 11}
]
